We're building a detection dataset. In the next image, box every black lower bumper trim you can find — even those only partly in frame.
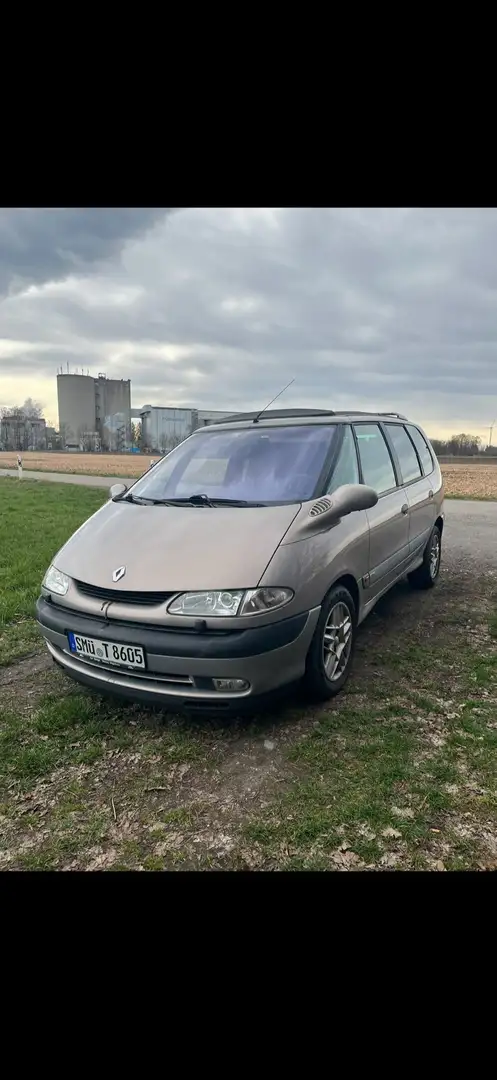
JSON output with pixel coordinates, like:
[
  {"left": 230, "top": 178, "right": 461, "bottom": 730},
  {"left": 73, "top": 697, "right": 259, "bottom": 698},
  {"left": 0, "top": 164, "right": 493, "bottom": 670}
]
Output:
[{"left": 37, "top": 597, "right": 309, "bottom": 659}]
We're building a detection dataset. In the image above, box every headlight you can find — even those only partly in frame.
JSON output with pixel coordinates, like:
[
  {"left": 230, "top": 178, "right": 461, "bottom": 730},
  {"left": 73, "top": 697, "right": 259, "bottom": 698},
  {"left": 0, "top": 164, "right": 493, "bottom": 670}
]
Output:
[
  {"left": 43, "top": 565, "right": 70, "bottom": 596},
  {"left": 168, "top": 590, "right": 244, "bottom": 616},
  {"left": 167, "top": 587, "right": 293, "bottom": 617}
]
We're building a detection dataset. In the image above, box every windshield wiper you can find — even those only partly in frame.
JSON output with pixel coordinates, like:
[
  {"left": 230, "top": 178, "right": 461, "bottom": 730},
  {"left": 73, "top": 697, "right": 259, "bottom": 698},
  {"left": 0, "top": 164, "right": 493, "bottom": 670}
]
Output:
[
  {"left": 140, "top": 493, "right": 215, "bottom": 507},
  {"left": 204, "top": 497, "right": 267, "bottom": 507},
  {"left": 156, "top": 495, "right": 267, "bottom": 507},
  {"left": 114, "top": 493, "right": 156, "bottom": 505},
  {"left": 118, "top": 493, "right": 267, "bottom": 508},
  {"left": 186, "top": 493, "right": 216, "bottom": 507}
]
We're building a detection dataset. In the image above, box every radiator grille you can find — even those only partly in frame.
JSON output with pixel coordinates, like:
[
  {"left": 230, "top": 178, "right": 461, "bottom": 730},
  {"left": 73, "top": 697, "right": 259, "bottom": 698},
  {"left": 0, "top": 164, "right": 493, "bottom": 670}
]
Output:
[{"left": 75, "top": 581, "right": 173, "bottom": 606}]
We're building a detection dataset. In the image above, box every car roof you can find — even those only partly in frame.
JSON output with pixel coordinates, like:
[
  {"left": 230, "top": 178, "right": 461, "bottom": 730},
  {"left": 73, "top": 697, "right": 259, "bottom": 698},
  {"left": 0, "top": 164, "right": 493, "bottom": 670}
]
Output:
[{"left": 204, "top": 409, "right": 411, "bottom": 432}]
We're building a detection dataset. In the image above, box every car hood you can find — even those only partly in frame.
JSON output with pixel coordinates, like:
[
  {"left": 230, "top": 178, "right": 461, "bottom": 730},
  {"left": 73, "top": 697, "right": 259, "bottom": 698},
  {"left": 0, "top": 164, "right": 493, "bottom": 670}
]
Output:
[{"left": 55, "top": 500, "right": 300, "bottom": 591}]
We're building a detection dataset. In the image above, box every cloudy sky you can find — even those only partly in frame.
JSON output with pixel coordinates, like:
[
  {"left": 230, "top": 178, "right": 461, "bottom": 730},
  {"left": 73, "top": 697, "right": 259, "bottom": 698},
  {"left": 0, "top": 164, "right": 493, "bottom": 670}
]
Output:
[{"left": 0, "top": 207, "right": 496, "bottom": 439}]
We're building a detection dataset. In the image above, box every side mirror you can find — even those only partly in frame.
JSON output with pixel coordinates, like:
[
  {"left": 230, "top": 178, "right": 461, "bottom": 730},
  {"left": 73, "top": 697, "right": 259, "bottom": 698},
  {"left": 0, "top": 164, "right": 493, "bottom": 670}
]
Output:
[
  {"left": 332, "top": 483, "right": 378, "bottom": 516},
  {"left": 294, "top": 483, "right": 378, "bottom": 538},
  {"left": 110, "top": 482, "right": 128, "bottom": 500}
]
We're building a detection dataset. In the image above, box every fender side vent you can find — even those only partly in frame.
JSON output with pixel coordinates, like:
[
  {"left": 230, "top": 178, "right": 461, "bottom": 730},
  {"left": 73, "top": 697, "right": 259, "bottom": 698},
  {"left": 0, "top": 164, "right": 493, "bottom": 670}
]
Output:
[{"left": 309, "top": 498, "right": 332, "bottom": 518}]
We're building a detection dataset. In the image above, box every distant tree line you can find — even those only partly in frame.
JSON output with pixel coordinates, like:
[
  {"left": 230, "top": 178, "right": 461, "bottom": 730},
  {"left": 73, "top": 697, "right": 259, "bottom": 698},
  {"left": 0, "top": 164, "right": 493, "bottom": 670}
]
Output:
[{"left": 430, "top": 433, "right": 497, "bottom": 457}]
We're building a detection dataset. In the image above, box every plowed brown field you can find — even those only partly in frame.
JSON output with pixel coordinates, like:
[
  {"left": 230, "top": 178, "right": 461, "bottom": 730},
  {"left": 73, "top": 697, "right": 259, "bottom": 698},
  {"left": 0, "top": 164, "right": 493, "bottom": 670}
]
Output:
[
  {"left": 0, "top": 451, "right": 159, "bottom": 478},
  {"left": 1, "top": 452, "right": 497, "bottom": 498},
  {"left": 441, "top": 464, "right": 497, "bottom": 499}
]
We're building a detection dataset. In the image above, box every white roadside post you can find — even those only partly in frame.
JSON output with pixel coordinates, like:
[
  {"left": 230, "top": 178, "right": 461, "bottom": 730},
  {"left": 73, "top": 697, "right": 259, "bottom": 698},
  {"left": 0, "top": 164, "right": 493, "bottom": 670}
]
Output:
[{"left": 17, "top": 454, "right": 23, "bottom": 480}]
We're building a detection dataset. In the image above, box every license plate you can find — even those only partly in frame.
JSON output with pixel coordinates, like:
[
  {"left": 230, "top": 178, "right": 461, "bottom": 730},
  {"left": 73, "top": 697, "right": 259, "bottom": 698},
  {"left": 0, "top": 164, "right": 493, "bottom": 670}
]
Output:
[{"left": 67, "top": 632, "right": 146, "bottom": 669}]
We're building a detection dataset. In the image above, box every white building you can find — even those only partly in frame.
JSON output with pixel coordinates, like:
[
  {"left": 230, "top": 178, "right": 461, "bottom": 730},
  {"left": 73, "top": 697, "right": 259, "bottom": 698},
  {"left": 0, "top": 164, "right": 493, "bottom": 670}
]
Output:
[{"left": 139, "top": 406, "right": 232, "bottom": 452}]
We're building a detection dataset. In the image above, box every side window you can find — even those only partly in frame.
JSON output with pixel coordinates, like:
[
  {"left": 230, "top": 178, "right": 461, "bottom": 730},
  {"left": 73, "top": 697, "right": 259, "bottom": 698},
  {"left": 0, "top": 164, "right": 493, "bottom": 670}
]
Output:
[
  {"left": 353, "top": 424, "right": 397, "bottom": 494},
  {"left": 405, "top": 425, "right": 434, "bottom": 476},
  {"left": 326, "top": 425, "right": 359, "bottom": 493},
  {"left": 385, "top": 424, "right": 422, "bottom": 484}
]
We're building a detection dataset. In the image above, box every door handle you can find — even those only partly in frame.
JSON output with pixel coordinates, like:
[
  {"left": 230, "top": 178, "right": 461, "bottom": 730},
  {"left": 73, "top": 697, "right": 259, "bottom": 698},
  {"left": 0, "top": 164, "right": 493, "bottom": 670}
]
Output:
[
  {"left": 428, "top": 489, "right": 434, "bottom": 498},
  {"left": 401, "top": 504, "right": 409, "bottom": 515}
]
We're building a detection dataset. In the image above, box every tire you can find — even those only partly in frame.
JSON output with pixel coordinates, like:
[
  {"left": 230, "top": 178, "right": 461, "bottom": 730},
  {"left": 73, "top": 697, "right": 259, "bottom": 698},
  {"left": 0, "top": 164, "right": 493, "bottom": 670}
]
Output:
[
  {"left": 408, "top": 524, "right": 441, "bottom": 590},
  {"left": 303, "top": 584, "right": 356, "bottom": 702}
]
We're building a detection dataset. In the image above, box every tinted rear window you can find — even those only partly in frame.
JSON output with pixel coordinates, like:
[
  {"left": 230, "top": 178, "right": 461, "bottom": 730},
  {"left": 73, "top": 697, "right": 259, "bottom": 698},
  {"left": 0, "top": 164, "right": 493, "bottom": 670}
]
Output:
[
  {"left": 405, "top": 425, "right": 434, "bottom": 475},
  {"left": 385, "top": 424, "right": 422, "bottom": 484}
]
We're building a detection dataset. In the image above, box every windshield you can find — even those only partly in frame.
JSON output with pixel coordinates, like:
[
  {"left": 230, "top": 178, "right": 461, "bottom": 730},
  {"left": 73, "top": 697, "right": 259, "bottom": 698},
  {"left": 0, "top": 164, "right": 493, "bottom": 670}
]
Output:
[{"left": 128, "top": 424, "right": 339, "bottom": 504}]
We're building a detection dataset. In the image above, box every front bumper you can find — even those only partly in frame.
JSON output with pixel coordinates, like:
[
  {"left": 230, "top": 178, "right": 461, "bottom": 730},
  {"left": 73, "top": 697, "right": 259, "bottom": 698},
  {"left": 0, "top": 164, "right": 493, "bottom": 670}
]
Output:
[{"left": 36, "top": 596, "right": 319, "bottom": 712}]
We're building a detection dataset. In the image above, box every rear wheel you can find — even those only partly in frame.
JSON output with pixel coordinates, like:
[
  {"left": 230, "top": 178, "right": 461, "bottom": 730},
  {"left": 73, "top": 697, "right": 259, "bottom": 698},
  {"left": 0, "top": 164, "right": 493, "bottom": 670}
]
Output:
[
  {"left": 303, "top": 584, "right": 356, "bottom": 702},
  {"left": 408, "top": 525, "right": 441, "bottom": 590}
]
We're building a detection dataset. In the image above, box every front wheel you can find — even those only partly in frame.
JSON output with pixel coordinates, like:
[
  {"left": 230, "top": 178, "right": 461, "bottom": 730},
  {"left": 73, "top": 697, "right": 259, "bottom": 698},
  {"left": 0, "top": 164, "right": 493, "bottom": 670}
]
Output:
[
  {"left": 408, "top": 525, "right": 441, "bottom": 590},
  {"left": 303, "top": 584, "right": 356, "bottom": 702}
]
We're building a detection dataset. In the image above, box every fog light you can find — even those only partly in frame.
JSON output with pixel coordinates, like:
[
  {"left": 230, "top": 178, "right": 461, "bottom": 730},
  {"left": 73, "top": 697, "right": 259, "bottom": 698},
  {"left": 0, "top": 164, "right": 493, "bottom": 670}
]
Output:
[{"left": 212, "top": 678, "right": 249, "bottom": 693}]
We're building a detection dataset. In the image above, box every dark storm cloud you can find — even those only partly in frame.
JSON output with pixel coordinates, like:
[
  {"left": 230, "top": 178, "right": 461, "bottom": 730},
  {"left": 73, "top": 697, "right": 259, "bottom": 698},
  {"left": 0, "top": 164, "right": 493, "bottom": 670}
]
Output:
[
  {"left": 0, "top": 208, "right": 169, "bottom": 296},
  {"left": 1, "top": 207, "right": 497, "bottom": 434}
]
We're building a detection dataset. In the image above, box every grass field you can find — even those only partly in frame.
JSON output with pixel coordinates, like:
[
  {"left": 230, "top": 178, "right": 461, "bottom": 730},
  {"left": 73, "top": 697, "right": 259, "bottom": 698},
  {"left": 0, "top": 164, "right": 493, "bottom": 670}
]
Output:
[
  {"left": 1, "top": 452, "right": 497, "bottom": 500},
  {"left": 0, "top": 481, "right": 107, "bottom": 665},
  {"left": 1, "top": 477, "right": 497, "bottom": 871}
]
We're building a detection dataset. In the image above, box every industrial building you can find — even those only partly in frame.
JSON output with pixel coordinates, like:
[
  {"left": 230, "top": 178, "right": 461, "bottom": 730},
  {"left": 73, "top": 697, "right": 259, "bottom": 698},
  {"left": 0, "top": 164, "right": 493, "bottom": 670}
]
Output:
[
  {"left": 139, "top": 406, "right": 233, "bottom": 452},
  {"left": 57, "top": 372, "right": 132, "bottom": 451},
  {"left": 0, "top": 415, "right": 47, "bottom": 451},
  {"left": 56, "top": 370, "right": 233, "bottom": 454}
]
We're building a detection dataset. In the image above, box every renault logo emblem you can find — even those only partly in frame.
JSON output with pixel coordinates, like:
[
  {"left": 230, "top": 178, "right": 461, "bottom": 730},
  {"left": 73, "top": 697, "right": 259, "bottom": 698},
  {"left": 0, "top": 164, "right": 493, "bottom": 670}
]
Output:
[{"left": 112, "top": 566, "right": 126, "bottom": 582}]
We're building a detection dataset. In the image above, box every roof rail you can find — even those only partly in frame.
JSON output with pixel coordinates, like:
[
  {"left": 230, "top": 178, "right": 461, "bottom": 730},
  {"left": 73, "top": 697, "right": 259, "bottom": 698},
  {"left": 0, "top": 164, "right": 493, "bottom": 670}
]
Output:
[
  {"left": 210, "top": 408, "right": 336, "bottom": 424},
  {"left": 334, "top": 410, "right": 408, "bottom": 421}
]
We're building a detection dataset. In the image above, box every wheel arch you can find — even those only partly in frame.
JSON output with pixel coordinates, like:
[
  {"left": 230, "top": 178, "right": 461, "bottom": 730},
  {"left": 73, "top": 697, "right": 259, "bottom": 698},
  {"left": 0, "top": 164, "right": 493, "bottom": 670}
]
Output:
[
  {"left": 329, "top": 574, "right": 360, "bottom": 622},
  {"left": 435, "top": 515, "right": 444, "bottom": 536}
]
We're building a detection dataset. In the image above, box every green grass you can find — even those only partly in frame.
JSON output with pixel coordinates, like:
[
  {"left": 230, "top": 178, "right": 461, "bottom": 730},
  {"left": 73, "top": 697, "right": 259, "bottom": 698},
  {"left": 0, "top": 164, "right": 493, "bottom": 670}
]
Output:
[
  {"left": 0, "top": 685, "right": 216, "bottom": 870},
  {"left": 0, "top": 479, "right": 107, "bottom": 664},
  {"left": 238, "top": 636, "right": 497, "bottom": 870},
  {"left": 1, "top": 476, "right": 497, "bottom": 870},
  {"left": 1, "top": 605, "right": 496, "bottom": 869}
]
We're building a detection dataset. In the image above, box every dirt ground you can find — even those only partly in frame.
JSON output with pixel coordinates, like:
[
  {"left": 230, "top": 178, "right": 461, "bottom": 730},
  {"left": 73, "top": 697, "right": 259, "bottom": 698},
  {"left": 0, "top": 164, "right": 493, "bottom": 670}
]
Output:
[
  {"left": 1, "top": 548, "right": 497, "bottom": 871},
  {"left": 2, "top": 453, "right": 497, "bottom": 498}
]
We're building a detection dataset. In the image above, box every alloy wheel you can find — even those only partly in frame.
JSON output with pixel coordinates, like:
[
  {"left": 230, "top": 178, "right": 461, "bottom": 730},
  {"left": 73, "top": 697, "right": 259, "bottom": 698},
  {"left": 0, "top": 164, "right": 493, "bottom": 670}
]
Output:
[
  {"left": 430, "top": 532, "right": 441, "bottom": 579},
  {"left": 322, "top": 601, "right": 353, "bottom": 681}
]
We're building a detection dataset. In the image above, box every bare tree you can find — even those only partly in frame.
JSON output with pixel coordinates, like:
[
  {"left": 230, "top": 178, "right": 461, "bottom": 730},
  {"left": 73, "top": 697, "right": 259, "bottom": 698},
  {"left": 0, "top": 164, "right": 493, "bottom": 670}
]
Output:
[{"left": 431, "top": 433, "right": 483, "bottom": 456}]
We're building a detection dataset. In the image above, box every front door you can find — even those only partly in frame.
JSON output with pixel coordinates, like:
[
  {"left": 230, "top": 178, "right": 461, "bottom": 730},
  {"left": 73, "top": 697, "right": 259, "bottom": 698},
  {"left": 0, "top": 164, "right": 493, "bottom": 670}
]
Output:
[{"left": 365, "top": 490, "right": 410, "bottom": 595}]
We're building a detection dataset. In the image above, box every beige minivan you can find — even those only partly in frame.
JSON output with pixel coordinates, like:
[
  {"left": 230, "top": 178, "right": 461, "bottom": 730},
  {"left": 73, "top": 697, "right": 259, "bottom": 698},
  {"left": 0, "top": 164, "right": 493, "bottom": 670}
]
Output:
[{"left": 36, "top": 409, "right": 444, "bottom": 714}]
